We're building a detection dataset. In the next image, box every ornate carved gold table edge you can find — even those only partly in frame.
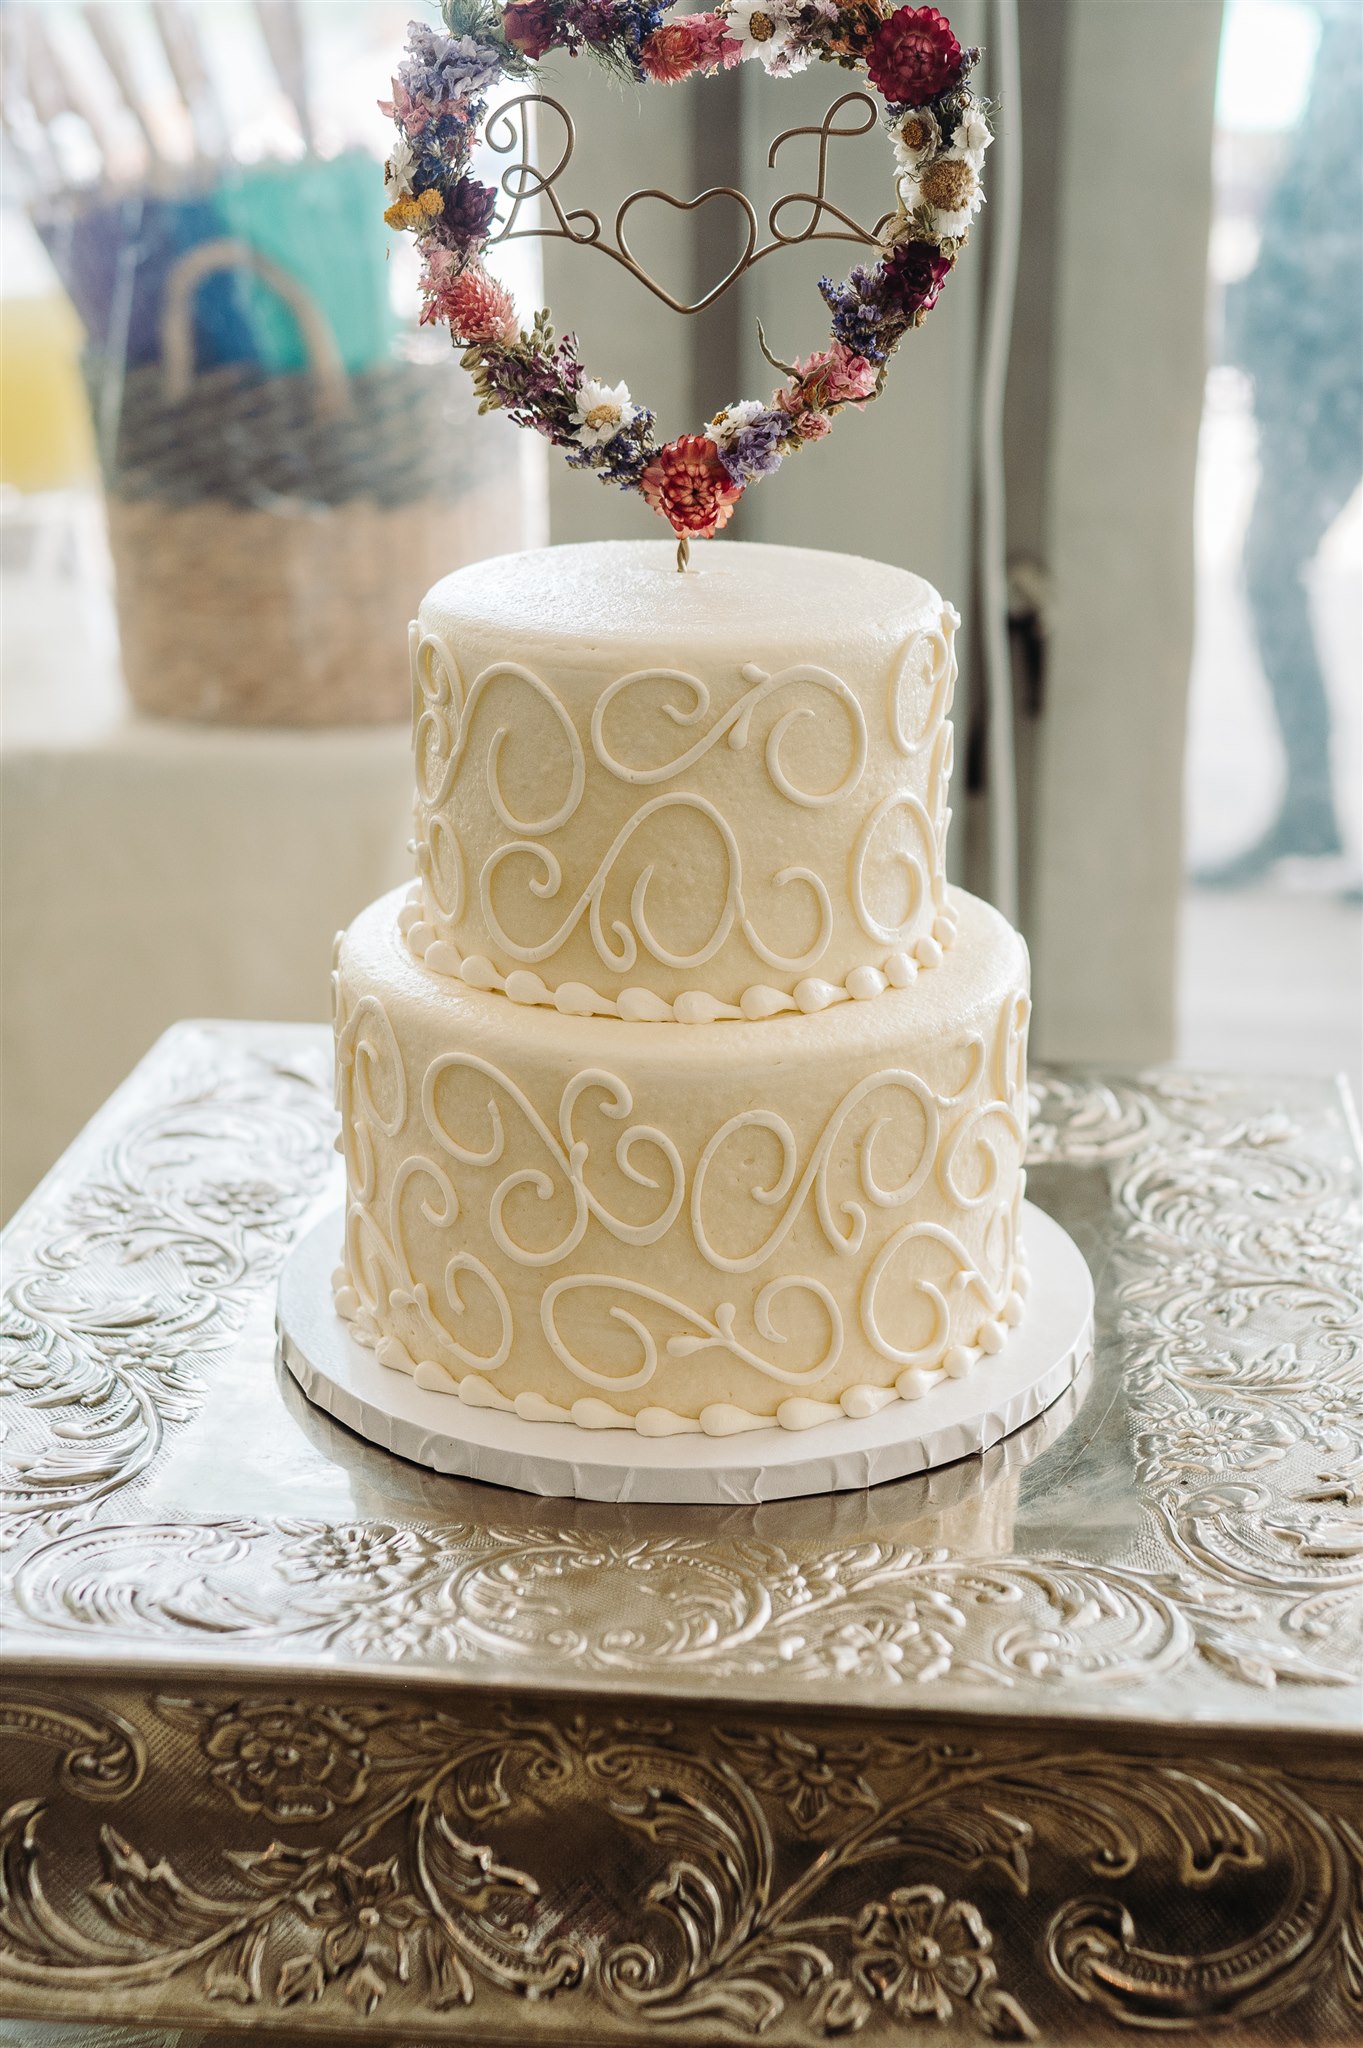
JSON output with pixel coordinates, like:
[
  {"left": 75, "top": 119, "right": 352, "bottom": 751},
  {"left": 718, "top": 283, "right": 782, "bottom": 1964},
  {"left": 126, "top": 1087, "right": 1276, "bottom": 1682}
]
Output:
[{"left": 0, "top": 1021, "right": 1359, "bottom": 2043}]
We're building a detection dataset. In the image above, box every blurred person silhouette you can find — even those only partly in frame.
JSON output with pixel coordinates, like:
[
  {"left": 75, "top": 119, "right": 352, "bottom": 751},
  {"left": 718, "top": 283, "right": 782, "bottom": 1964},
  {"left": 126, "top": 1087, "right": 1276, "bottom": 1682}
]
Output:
[{"left": 1200, "top": 2, "right": 1362, "bottom": 887}]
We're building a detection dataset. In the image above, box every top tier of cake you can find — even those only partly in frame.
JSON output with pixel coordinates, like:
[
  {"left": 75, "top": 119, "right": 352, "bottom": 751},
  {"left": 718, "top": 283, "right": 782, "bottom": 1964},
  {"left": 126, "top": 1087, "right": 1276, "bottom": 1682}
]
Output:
[{"left": 404, "top": 540, "right": 960, "bottom": 1021}]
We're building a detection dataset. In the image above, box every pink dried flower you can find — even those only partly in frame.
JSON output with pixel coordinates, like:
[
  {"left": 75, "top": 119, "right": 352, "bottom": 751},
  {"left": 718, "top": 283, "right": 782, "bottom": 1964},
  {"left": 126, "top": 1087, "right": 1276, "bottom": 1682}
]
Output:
[
  {"left": 681, "top": 11, "right": 744, "bottom": 70},
  {"left": 420, "top": 255, "right": 519, "bottom": 343},
  {"left": 788, "top": 342, "right": 878, "bottom": 411},
  {"left": 378, "top": 77, "right": 431, "bottom": 139},
  {"left": 780, "top": 405, "right": 833, "bottom": 441}
]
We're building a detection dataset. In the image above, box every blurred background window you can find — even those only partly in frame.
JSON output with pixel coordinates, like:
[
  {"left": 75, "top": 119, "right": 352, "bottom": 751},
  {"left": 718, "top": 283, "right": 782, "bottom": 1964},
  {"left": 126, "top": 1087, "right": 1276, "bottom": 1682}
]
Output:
[
  {"left": 1, "top": 0, "right": 1358, "bottom": 1223},
  {"left": 1180, "top": 0, "right": 1362, "bottom": 1096},
  {"left": 0, "top": 0, "right": 546, "bottom": 1219}
]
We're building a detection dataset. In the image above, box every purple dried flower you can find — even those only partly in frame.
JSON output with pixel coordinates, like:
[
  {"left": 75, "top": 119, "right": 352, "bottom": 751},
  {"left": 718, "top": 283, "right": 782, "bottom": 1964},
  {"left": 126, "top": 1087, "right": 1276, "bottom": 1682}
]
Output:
[
  {"left": 718, "top": 408, "right": 789, "bottom": 485},
  {"left": 399, "top": 23, "right": 503, "bottom": 103},
  {"left": 438, "top": 176, "right": 498, "bottom": 248},
  {"left": 818, "top": 265, "right": 892, "bottom": 361}
]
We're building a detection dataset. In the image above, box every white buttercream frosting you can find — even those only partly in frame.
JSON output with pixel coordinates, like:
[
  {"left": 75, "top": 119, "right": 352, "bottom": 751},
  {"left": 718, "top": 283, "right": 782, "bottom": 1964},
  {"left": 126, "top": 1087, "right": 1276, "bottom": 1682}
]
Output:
[
  {"left": 331, "top": 542, "right": 1033, "bottom": 1438},
  {"left": 408, "top": 541, "right": 960, "bottom": 1016},
  {"left": 333, "top": 883, "right": 1030, "bottom": 1430}
]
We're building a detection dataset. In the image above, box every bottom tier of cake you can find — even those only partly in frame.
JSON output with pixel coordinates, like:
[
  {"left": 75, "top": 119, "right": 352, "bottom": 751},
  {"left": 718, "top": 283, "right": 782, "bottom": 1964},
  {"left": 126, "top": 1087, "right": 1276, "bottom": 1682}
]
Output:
[{"left": 332, "top": 886, "right": 1031, "bottom": 1435}]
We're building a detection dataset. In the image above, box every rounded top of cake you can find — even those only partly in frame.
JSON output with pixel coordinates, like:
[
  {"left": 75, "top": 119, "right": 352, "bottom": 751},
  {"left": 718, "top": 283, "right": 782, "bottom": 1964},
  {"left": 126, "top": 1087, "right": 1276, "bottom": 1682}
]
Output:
[{"left": 420, "top": 541, "right": 941, "bottom": 669}]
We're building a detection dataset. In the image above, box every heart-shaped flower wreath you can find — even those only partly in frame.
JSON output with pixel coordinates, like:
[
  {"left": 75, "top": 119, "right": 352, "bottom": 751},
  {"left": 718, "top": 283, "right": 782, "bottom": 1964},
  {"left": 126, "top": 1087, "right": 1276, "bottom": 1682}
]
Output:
[{"left": 382, "top": 3, "right": 989, "bottom": 540}]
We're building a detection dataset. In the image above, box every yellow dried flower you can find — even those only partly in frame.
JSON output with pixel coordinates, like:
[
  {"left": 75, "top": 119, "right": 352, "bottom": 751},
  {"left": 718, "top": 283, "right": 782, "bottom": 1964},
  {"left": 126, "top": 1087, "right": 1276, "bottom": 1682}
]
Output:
[{"left": 383, "top": 189, "right": 443, "bottom": 231}]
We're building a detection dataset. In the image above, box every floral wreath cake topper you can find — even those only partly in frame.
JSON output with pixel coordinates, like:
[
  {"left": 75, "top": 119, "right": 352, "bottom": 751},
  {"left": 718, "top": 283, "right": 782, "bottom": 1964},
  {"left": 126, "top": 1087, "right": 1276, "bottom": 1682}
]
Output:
[{"left": 382, "top": 2, "right": 989, "bottom": 554}]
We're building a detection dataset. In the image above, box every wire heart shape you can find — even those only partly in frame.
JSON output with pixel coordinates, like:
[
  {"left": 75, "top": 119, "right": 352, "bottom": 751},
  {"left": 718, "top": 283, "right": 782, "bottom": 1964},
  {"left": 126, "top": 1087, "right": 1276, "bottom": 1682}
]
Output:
[
  {"left": 613, "top": 186, "right": 760, "bottom": 317},
  {"left": 382, "top": 2, "right": 991, "bottom": 548}
]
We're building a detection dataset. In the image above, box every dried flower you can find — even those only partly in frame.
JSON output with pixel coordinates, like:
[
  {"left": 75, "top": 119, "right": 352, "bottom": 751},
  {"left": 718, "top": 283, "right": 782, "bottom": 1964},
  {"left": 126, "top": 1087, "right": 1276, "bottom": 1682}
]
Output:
[
  {"left": 867, "top": 5, "right": 964, "bottom": 106},
  {"left": 819, "top": 0, "right": 886, "bottom": 60},
  {"left": 641, "top": 20, "right": 705, "bottom": 79},
  {"left": 880, "top": 238, "right": 952, "bottom": 316},
  {"left": 503, "top": 0, "right": 559, "bottom": 57},
  {"left": 790, "top": 341, "right": 878, "bottom": 408},
  {"left": 717, "top": 405, "right": 789, "bottom": 483},
  {"left": 640, "top": 434, "right": 743, "bottom": 536},
  {"left": 399, "top": 22, "right": 503, "bottom": 100},
  {"left": 781, "top": 405, "right": 833, "bottom": 440},
  {"left": 384, "top": 187, "right": 444, "bottom": 231},
  {"left": 436, "top": 259, "right": 520, "bottom": 342},
  {"left": 727, "top": 0, "right": 800, "bottom": 71},
  {"left": 570, "top": 375, "right": 639, "bottom": 445},
  {"left": 438, "top": 176, "right": 499, "bottom": 248},
  {"left": 708, "top": 397, "right": 767, "bottom": 447},
  {"left": 892, "top": 106, "right": 940, "bottom": 172},
  {"left": 379, "top": 75, "right": 431, "bottom": 140},
  {"left": 682, "top": 10, "right": 744, "bottom": 69},
  {"left": 384, "top": 133, "right": 419, "bottom": 199},
  {"left": 901, "top": 147, "right": 984, "bottom": 236},
  {"left": 953, "top": 107, "right": 993, "bottom": 169}
]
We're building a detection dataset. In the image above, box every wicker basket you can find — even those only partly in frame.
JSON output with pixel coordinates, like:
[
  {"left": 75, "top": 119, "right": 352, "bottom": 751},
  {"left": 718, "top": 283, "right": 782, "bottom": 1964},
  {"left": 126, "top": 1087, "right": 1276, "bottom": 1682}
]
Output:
[{"left": 94, "top": 238, "right": 531, "bottom": 726}]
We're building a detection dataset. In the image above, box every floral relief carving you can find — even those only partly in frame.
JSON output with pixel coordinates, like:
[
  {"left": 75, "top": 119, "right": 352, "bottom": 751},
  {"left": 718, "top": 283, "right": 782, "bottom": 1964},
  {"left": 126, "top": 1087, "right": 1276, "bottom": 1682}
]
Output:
[
  {"left": 160, "top": 1698, "right": 373, "bottom": 1825},
  {"left": 1, "top": 1696, "right": 1359, "bottom": 2036},
  {"left": 1, "top": 1038, "right": 1359, "bottom": 1709},
  {"left": 0, "top": 1028, "right": 335, "bottom": 1549},
  {"left": 850, "top": 1884, "right": 1032, "bottom": 2037}
]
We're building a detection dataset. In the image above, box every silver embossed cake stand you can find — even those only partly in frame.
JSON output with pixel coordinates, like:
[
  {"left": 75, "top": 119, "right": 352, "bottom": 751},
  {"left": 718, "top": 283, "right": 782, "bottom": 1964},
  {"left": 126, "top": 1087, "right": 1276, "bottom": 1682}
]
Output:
[
  {"left": 277, "top": 1202, "right": 1093, "bottom": 1502},
  {"left": 1, "top": 1022, "right": 1359, "bottom": 2045}
]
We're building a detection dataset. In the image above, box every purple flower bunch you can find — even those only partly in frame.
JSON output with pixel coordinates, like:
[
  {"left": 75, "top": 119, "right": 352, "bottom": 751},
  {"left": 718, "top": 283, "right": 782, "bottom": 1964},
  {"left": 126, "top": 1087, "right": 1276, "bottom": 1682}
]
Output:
[
  {"left": 565, "top": 416, "right": 657, "bottom": 486},
  {"left": 399, "top": 21, "right": 504, "bottom": 102},
  {"left": 818, "top": 239, "right": 952, "bottom": 362},
  {"left": 437, "top": 176, "right": 499, "bottom": 249},
  {"left": 557, "top": 0, "right": 669, "bottom": 73},
  {"left": 717, "top": 408, "right": 788, "bottom": 485},
  {"left": 478, "top": 334, "right": 585, "bottom": 439}
]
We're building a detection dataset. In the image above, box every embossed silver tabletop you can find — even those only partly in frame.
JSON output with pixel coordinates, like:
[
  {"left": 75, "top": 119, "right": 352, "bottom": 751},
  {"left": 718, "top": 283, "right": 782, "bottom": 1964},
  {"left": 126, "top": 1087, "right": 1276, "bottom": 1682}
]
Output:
[{"left": 1, "top": 1022, "right": 1359, "bottom": 2043}]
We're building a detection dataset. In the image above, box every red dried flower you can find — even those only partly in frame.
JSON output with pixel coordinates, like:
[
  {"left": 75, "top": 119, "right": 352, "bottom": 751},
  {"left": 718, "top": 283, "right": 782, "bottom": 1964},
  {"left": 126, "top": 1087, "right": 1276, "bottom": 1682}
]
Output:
[
  {"left": 881, "top": 240, "right": 952, "bottom": 316},
  {"left": 641, "top": 22, "right": 703, "bottom": 80},
  {"left": 503, "top": 0, "right": 557, "bottom": 58},
  {"left": 640, "top": 435, "right": 743, "bottom": 538},
  {"left": 866, "top": 6, "right": 963, "bottom": 106}
]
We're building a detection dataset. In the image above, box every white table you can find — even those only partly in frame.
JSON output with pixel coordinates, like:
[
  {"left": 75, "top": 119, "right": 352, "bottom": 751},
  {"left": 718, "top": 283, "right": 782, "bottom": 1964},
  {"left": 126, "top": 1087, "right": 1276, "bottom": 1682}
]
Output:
[{"left": 0, "top": 503, "right": 412, "bottom": 1217}]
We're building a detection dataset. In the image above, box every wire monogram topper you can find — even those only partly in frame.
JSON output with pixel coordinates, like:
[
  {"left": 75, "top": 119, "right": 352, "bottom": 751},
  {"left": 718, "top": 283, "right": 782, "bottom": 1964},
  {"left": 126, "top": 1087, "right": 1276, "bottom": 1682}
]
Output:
[
  {"left": 483, "top": 90, "right": 892, "bottom": 316},
  {"left": 382, "top": 2, "right": 992, "bottom": 555}
]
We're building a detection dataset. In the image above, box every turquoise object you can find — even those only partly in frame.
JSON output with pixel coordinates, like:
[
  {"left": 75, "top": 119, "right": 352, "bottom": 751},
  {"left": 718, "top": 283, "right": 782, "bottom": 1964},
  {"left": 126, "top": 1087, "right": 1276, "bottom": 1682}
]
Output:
[{"left": 215, "top": 151, "right": 396, "bottom": 376}]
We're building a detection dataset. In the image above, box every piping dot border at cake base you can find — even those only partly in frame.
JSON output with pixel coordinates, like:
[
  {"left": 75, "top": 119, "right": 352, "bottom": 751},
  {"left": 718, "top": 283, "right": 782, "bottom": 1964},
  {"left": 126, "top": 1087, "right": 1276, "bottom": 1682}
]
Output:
[
  {"left": 277, "top": 1203, "right": 1092, "bottom": 1505},
  {"left": 398, "top": 888, "right": 960, "bottom": 1024}
]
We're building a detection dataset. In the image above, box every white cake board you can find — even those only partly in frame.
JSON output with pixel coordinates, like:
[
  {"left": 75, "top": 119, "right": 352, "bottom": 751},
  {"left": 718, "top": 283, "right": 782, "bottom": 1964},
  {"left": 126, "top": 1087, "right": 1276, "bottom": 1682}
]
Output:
[{"left": 277, "top": 1203, "right": 1092, "bottom": 1505}]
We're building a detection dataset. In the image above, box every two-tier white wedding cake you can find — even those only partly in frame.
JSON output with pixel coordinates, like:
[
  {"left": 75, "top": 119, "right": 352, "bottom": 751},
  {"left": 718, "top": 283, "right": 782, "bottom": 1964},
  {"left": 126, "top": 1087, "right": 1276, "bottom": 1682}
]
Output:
[{"left": 330, "top": 539, "right": 1031, "bottom": 1438}]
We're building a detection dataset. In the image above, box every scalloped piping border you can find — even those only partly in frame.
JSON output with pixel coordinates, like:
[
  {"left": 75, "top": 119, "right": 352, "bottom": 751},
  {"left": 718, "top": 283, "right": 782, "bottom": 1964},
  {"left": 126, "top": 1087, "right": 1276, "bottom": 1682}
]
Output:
[
  {"left": 330, "top": 1260, "right": 1030, "bottom": 1437},
  {"left": 397, "top": 886, "right": 959, "bottom": 1024}
]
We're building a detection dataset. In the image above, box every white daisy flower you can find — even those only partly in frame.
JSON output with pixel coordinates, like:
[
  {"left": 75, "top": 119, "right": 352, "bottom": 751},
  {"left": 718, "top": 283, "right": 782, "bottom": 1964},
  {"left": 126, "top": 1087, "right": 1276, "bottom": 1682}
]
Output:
[
  {"left": 726, "top": 0, "right": 798, "bottom": 71},
  {"left": 708, "top": 398, "right": 766, "bottom": 448},
  {"left": 762, "top": 39, "right": 813, "bottom": 75},
  {"left": 891, "top": 107, "right": 940, "bottom": 175},
  {"left": 953, "top": 109, "right": 993, "bottom": 171},
  {"left": 570, "top": 377, "right": 638, "bottom": 448},
  {"left": 384, "top": 133, "right": 418, "bottom": 200},
  {"left": 898, "top": 144, "right": 985, "bottom": 239}
]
